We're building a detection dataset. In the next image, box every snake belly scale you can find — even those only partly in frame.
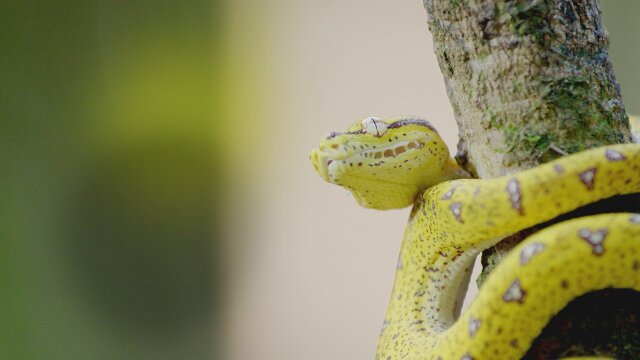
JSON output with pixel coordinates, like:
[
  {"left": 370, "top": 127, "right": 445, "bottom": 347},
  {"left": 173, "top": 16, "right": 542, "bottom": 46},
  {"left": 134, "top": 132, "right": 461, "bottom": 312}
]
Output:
[{"left": 310, "top": 117, "right": 640, "bottom": 360}]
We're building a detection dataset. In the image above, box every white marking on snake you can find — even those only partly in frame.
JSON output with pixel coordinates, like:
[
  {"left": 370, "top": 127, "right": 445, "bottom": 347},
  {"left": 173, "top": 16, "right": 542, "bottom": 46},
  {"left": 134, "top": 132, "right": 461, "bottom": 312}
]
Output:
[
  {"left": 503, "top": 279, "right": 525, "bottom": 303},
  {"left": 520, "top": 243, "right": 546, "bottom": 265},
  {"left": 362, "top": 117, "right": 388, "bottom": 137},
  {"left": 578, "top": 228, "right": 608, "bottom": 255},
  {"left": 468, "top": 316, "right": 481, "bottom": 338},
  {"left": 605, "top": 148, "right": 626, "bottom": 161}
]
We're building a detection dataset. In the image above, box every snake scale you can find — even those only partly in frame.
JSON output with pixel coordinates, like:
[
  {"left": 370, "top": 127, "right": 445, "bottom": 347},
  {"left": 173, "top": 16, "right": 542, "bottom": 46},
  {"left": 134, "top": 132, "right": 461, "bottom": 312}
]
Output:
[{"left": 310, "top": 116, "right": 640, "bottom": 359}]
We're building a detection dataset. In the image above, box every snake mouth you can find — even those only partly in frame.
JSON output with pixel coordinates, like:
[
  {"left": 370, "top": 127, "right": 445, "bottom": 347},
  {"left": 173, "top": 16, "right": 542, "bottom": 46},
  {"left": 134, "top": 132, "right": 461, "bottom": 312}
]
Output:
[
  {"left": 311, "top": 139, "right": 427, "bottom": 183},
  {"left": 352, "top": 140, "right": 426, "bottom": 160},
  {"left": 311, "top": 117, "right": 437, "bottom": 183},
  {"left": 318, "top": 139, "right": 425, "bottom": 160}
]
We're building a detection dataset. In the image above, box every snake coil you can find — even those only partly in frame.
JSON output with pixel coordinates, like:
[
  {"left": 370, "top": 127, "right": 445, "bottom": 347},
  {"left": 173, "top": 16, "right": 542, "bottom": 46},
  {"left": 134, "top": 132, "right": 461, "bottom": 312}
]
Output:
[{"left": 311, "top": 117, "right": 640, "bottom": 359}]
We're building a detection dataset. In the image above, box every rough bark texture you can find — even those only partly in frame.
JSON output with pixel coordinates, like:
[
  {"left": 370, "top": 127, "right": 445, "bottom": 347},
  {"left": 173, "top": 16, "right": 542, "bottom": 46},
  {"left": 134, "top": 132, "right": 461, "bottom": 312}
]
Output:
[{"left": 423, "top": 0, "right": 636, "bottom": 357}]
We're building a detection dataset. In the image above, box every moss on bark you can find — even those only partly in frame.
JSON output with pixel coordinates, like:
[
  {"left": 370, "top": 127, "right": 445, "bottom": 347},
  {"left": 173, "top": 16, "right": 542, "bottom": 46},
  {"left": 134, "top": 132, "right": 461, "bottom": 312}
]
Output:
[{"left": 424, "top": 0, "right": 631, "bottom": 177}]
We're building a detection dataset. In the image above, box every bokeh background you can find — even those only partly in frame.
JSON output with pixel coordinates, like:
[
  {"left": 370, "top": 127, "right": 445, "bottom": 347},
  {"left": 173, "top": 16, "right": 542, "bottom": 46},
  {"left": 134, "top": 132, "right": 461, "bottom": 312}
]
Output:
[{"left": 1, "top": 1, "right": 637, "bottom": 359}]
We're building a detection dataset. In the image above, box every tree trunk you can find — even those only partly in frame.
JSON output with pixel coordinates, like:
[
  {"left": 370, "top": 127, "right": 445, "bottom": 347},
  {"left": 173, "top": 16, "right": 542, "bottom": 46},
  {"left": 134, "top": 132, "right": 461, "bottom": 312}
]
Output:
[{"left": 422, "top": 0, "right": 637, "bottom": 357}]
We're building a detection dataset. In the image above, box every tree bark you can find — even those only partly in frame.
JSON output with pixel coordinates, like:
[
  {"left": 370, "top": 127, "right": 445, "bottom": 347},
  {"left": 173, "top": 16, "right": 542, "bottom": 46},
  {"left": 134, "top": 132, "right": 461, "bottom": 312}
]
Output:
[{"left": 423, "top": 0, "right": 636, "bottom": 357}]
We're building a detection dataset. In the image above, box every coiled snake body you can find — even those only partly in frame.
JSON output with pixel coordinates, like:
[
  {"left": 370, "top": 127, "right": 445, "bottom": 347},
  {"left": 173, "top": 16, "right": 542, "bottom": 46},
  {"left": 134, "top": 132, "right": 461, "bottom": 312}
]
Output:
[{"left": 310, "top": 117, "right": 640, "bottom": 359}]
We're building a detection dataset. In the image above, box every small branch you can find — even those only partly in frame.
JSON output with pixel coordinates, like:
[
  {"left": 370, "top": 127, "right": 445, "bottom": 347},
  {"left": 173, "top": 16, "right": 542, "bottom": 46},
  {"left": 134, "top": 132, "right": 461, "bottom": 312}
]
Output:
[{"left": 549, "top": 143, "right": 569, "bottom": 156}]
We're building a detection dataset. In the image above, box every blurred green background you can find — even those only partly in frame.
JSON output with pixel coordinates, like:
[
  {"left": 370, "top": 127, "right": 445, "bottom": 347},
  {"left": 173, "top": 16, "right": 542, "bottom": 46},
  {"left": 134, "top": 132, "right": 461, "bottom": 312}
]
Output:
[
  {"left": 0, "top": 1, "right": 637, "bottom": 359},
  {"left": 1, "top": 1, "right": 221, "bottom": 359}
]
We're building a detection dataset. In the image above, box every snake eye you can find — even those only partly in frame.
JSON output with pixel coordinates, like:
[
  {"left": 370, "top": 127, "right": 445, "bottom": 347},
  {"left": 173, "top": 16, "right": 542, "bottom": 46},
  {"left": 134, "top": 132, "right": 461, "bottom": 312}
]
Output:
[{"left": 361, "top": 117, "right": 388, "bottom": 137}]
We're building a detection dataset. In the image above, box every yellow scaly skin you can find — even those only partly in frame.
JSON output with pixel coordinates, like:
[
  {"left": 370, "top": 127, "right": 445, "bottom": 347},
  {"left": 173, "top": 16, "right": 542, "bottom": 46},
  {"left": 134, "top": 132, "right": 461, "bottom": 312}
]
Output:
[{"left": 310, "top": 117, "right": 640, "bottom": 360}]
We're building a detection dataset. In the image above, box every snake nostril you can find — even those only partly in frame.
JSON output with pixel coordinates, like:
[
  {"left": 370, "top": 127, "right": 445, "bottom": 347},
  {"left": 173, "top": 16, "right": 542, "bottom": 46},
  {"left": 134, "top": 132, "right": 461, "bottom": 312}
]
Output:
[{"left": 327, "top": 159, "right": 333, "bottom": 166}]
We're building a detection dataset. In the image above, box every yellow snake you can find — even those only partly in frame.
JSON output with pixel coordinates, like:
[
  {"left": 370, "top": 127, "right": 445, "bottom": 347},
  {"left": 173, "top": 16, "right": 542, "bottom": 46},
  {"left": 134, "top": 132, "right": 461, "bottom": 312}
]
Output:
[{"left": 310, "top": 117, "right": 640, "bottom": 360}]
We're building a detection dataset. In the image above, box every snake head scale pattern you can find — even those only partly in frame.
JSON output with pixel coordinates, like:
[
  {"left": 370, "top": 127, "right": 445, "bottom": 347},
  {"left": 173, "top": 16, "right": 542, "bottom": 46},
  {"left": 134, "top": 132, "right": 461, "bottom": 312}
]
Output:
[{"left": 310, "top": 117, "right": 466, "bottom": 210}]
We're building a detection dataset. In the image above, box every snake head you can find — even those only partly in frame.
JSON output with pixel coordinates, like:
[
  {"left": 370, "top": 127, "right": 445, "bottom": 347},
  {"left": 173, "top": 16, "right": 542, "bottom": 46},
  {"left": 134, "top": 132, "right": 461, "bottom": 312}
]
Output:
[{"left": 310, "top": 117, "right": 457, "bottom": 210}]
